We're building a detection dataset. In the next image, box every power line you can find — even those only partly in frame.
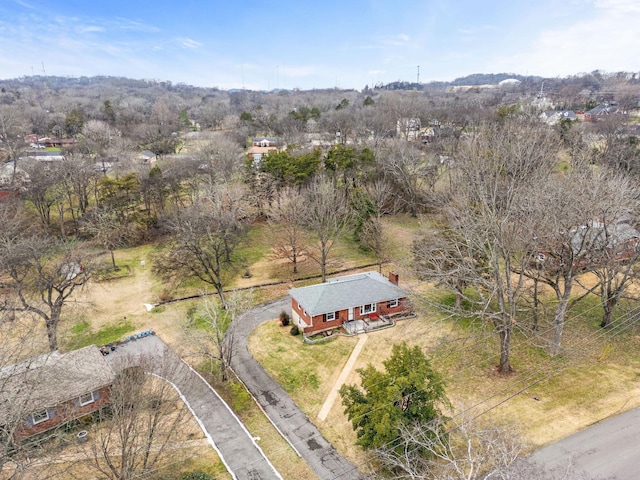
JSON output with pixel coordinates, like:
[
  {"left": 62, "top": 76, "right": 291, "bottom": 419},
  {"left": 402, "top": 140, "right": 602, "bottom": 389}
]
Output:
[{"left": 328, "top": 301, "right": 640, "bottom": 479}]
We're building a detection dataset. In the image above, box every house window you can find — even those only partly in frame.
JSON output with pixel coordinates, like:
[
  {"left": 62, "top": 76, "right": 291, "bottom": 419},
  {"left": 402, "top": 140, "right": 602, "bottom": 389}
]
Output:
[
  {"left": 387, "top": 299, "right": 399, "bottom": 308},
  {"left": 31, "top": 410, "right": 50, "bottom": 425},
  {"left": 360, "top": 304, "right": 376, "bottom": 315},
  {"left": 325, "top": 312, "right": 336, "bottom": 322},
  {"left": 79, "top": 391, "right": 97, "bottom": 406}
]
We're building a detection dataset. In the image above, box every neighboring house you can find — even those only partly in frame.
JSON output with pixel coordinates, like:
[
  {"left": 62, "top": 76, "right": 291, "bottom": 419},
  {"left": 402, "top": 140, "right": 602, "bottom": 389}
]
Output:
[
  {"left": 0, "top": 345, "right": 116, "bottom": 441},
  {"left": 247, "top": 145, "right": 279, "bottom": 166},
  {"left": 397, "top": 118, "right": 421, "bottom": 139},
  {"left": 42, "top": 138, "right": 77, "bottom": 149},
  {"left": 0, "top": 161, "right": 29, "bottom": 189},
  {"left": 539, "top": 110, "right": 577, "bottom": 126},
  {"left": 252, "top": 137, "right": 280, "bottom": 148},
  {"left": 535, "top": 220, "right": 640, "bottom": 270},
  {"left": 135, "top": 150, "right": 158, "bottom": 165},
  {"left": 584, "top": 104, "right": 623, "bottom": 122},
  {"left": 288, "top": 271, "right": 410, "bottom": 335}
]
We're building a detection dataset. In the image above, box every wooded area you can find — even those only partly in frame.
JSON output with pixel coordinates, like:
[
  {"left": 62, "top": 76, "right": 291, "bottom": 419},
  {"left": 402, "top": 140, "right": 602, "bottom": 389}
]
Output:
[{"left": 1, "top": 71, "right": 639, "bottom": 479}]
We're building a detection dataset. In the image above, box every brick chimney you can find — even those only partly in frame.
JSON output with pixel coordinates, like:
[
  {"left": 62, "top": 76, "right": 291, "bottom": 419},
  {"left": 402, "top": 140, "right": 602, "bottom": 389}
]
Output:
[{"left": 388, "top": 272, "right": 399, "bottom": 285}]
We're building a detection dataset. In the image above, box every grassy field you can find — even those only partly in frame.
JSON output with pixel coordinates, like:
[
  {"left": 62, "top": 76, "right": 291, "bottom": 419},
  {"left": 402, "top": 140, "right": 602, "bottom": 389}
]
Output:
[
  {"left": 243, "top": 214, "right": 640, "bottom": 464},
  {"left": 22, "top": 211, "right": 640, "bottom": 477},
  {"left": 250, "top": 297, "right": 640, "bottom": 462}
]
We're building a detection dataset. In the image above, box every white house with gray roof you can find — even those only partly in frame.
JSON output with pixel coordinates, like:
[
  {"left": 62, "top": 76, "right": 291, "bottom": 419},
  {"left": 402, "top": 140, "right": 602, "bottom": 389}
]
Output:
[{"left": 288, "top": 271, "right": 409, "bottom": 334}]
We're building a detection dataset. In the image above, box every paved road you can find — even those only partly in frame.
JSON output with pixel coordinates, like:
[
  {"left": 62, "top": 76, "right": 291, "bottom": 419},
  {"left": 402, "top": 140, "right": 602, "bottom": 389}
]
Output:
[
  {"left": 231, "top": 297, "right": 362, "bottom": 480},
  {"left": 105, "top": 335, "right": 282, "bottom": 480},
  {"left": 528, "top": 407, "right": 640, "bottom": 479}
]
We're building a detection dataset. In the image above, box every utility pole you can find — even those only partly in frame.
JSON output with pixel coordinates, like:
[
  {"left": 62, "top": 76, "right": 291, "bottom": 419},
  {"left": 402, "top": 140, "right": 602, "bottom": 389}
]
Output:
[{"left": 417, "top": 65, "right": 420, "bottom": 84}]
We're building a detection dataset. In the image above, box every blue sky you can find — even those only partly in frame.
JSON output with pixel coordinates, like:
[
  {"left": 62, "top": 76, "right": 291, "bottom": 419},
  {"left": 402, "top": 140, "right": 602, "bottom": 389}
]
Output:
[{"left": 1, "top": 0, "right": 638, "bottom": 90}]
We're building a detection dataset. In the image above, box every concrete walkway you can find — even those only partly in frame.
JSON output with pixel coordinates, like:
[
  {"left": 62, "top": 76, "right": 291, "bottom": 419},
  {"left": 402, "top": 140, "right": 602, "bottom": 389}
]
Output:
[
  {"left": 105, "top": 335, "right": 282, "bottom": 480},
  {"left": 231, "top": 297, "right": 362, "bottom": 480},
  {"left": 317, "top": 334, "right": 368, "bottom": 422}
]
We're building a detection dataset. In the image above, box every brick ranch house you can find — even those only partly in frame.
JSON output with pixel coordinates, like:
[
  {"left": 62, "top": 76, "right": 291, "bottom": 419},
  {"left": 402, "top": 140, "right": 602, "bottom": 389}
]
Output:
[
  {"left": 0, "top": 345, "right": 116, "bottom": 442},
  {"left": 288, "top": 271, "right": 410, "bottom": 335}
]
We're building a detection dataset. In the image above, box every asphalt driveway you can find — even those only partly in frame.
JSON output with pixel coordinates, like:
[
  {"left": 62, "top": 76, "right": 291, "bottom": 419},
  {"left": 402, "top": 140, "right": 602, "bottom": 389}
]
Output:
[
  {"left": 105, "top": 335, "right": 282, "bottom": 480},
  {"left": 231, "top": 297, "right": 362, "bottom": 480}
]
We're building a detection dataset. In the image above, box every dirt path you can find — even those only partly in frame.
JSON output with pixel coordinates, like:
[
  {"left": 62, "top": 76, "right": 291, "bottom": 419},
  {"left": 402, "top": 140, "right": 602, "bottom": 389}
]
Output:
[{"left": 317, "top": 334, "right": 368, "bottom": 422}]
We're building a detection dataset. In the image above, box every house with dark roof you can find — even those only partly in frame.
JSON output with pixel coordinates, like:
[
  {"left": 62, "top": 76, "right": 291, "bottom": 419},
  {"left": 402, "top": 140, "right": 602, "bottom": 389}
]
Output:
[
  {"left": 288, "top": 271, "right": 410, "bottom": 335},
  {"left": 135, "top": 150, "right": 158, "bottom": 165},
  {"left": 0, "top": 345, "right": 116, "bottom": 441},
  {"left": 584, "top": 104, "right": 623, "bottom": 122}
]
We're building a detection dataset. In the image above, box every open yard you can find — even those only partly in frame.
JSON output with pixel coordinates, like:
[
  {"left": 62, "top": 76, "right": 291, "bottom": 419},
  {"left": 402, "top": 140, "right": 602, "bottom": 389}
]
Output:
[
  {"left": 250, "top": 289, "right": 640, "bottom": 465},
  {"left": 10, "top": 213, "right": 640, "bottom": 477}
]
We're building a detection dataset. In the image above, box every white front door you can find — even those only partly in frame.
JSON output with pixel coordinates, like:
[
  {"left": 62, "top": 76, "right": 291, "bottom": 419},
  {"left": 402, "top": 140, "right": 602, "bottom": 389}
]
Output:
[{"left": 348, "top": 307, "right": 354, "bottom": 321}]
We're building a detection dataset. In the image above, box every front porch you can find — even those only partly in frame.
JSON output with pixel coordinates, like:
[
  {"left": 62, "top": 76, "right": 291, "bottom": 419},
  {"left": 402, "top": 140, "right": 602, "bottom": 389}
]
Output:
[{"left": 343, "top": 314, "right": 393, "bottom": 335}]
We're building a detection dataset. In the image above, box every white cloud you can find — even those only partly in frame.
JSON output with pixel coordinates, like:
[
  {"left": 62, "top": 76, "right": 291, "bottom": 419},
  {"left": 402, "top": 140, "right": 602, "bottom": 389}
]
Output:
[
  {"left": 377, "top": 33, "right": 411, "bottom": 47},
  {"left": 280, "top": 65, "right": 317, "bottom": 78},
  {"left": 114, "top": 18, "right": 160, "bottom": 33},
  {"left": 493, "top": 1, "right": 640, "bottom": 76},
  {"left": 178, "top": 37, "right": 202, "bottom": 49},
  {"left": 78, "top": 25, "right": 106, "bottom": 33},
  {"left": 14, "top": 0, "right": 34, "bottom": 9}
]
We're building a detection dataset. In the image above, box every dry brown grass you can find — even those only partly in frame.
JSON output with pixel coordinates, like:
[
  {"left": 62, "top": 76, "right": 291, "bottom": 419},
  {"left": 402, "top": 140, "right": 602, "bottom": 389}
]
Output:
[
  {"left": 17, "top": 211, "right": 640, "bottom": 477},
  {"left": 250, "top": 305, "right": 640, "bottom": 464},
  {"left": 8, "top": 443, "right": 231, "bottom": 480}
]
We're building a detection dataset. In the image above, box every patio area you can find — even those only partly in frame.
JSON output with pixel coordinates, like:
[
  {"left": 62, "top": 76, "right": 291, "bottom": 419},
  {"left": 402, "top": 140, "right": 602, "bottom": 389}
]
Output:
[{"left": 343, "top": 315, "right": 393, "bottom": 335}]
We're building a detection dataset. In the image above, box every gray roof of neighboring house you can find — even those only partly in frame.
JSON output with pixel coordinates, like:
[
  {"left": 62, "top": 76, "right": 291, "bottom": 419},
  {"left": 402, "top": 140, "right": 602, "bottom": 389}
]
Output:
[
  {"left": 288, "top": 271, "right": 408, "bottom": 316},
  {"left": 0, "top": 345, "right": 116, "bottom": 425},
  {"left": 570, "top": 221, "right": 640, "bottom": 254}
]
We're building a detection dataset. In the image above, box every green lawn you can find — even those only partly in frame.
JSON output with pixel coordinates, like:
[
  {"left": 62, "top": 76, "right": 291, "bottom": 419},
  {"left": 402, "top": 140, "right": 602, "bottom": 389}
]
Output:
[{"left": 63, "top": 317, "right": 137, "bottom": 350}]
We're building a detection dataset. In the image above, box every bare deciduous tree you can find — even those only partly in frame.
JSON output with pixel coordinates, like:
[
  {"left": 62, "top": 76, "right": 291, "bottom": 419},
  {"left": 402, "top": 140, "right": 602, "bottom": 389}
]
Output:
[
  {"left": 87, "top": 353, "right": 190, "bottom": 480},
  {"left": 182, "top": 291, "right": 251, "bottom": 382},
  {"left": 377, "top": 139, "right": 437, "bottom": 217},
  {"left": 414, "top": 120, "right": 558, "bottom": 373},
  {"left": 0, "top": 234, "right": 93, "bottom": 352},
  {"left": 267, "top": 187, "right": 307, "bottom": 274},
  {"left": 0, "top": 105, "right": 28, "bottom": 185},
  {"left": 301, "top": 176, "right": 354, "bottom": 282},
  {"left": 526, "top": 165, "right": 640, "bottom": 348},
  {"left": 372, "top": 414, "right": 590, "bottom": 480},
  {"left": 153, "top": 186, "right": 249, "bottom": 308}
]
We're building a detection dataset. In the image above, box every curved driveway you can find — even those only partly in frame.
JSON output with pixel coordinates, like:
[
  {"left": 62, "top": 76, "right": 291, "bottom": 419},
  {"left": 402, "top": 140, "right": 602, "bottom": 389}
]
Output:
[
  {"left": 105, "top": 336, "right": 282, "bottom": 480},
  {"left": 231, "top": 297, "right": 362, "bottom": 480}
]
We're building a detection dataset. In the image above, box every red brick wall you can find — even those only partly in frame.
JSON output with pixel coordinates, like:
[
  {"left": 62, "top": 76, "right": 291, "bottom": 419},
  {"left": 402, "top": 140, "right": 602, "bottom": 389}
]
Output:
[
  {"left": 301, "top": 297, "right": 408, "bottom": 334},
  {"left": 15, "top": 386, "right": 112, "bottom": 440}
]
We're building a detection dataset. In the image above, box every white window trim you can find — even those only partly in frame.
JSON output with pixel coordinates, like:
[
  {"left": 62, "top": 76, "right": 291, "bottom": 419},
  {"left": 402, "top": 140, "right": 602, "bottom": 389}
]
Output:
[
  {"left": 360, "top": 303, "right": 377, "bottom": 315},
  {"left": 31, "top": 410, "right": 50, "bottom": 425},
  {"left": 325, "top": 312, "right": 336, "bottom": 321},
  {"left": 388, "top": 299, "right": 399, "bottom": 308},
  {"left": 79, "top": 391, "right": 97, "bottom": 406}
]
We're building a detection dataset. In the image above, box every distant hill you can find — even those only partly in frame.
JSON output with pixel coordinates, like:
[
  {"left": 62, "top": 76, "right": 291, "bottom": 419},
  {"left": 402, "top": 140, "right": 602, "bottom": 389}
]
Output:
[
  {"left": 372, "top": 73, "right": 543, "bottom": 92},
  {"left": 450, "top": 73, "right": 542, "bottom": 86}
]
